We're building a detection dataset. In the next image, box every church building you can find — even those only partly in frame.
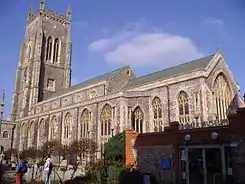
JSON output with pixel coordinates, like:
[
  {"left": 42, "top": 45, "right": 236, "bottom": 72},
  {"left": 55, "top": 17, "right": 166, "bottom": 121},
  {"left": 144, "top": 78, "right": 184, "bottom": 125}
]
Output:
[{"left": 1, "top": 1, "right": 239, "bottom": 158}]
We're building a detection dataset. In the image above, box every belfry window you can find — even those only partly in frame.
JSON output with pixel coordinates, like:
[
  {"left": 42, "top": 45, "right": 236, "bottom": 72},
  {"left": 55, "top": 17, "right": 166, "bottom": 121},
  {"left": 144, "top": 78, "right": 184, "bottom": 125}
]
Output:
[
  {"left": 53, "top": 38, "right": 60, "bottom": 63},
  {"left": 213, "top": 74, "right": 232, "bottom": 120},
  {"left": 178, "top": 91, "right": 190, "bottom": 124},
  {"left": 152, "top": 97, "right": 163, "bottom": 132},
  {"left": 46, "top": 36, "right": 53, "bottom": 61},
  {"left": 132, "top": 107, "right": 144, "bottom": 133}
]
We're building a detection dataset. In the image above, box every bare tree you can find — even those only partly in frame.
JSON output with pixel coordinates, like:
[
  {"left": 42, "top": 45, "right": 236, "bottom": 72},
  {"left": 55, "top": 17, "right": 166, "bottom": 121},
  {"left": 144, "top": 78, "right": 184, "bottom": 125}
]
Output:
[{"left": 68, "top": 138, "right": 97, "bottom": 181}]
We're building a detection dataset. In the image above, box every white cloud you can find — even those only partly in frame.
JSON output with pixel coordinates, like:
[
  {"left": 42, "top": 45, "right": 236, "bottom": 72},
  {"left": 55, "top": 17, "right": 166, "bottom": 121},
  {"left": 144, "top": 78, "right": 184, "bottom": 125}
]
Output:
[
  {"left": 88, "top": 23, "right": 203, "bottom": 68},
  {"left": 203, "top": 18, "right": 224, "bottom": 26}
]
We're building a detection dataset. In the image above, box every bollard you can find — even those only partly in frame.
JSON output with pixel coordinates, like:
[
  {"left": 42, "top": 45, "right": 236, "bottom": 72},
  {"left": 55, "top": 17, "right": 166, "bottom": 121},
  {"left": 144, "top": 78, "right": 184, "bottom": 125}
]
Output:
[{"left": 15, "top": 173, "right": 21, "bottom": 184}]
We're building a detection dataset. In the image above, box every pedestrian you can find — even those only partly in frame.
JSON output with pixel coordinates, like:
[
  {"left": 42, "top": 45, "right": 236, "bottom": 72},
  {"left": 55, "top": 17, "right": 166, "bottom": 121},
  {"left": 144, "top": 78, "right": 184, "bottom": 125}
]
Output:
[
  {"left": 16, "top": 160, "right": 28, "bottom": 184},
  {"left": 43, "top": 154, "right": 53, "bottom": 184}
]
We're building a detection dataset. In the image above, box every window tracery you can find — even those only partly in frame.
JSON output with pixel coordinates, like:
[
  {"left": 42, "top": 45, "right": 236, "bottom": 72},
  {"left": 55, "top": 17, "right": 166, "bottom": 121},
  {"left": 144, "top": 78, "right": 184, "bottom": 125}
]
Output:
[
  {"left": 64, "top": 113, "right": 71, "bottom": 139},
  {"left": 80, "top": 109, "right": 90, "bottom": 138},
  {"left": 49, "top": 116, "right": 57, "bottom": 140},
  {"left": 152, "top": 97, "right": 163, "bottom": 132},
  {"left": 100, "top": 104, "right": 112, "bottom": 137},
  {"left": 28, "top": 121, "right": 34, "bottom": 140},
  {"left": 132, "top": 107, "right": 144, "bottom": 133},
  {"left": 213, "top": 74, "right": 232, "bottom": 120},
  {"left": 38, "top": 119, "right": 45, "bottom": 142},
  {"left": 178, "top": 91, "right": 190, "bottom": 123}
]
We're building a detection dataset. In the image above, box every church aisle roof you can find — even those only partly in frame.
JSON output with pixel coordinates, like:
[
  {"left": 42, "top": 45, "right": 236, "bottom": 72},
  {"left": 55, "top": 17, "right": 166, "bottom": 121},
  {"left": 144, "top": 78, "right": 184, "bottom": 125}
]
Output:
[
  {"left": 122, "top": 54, "right": 215, "bottom": 90},
  {"left": 44, "top": 54, "right": 215, "bottom": 101},
  {"left": 45, "top": 66, "right": 127, "bottom": 100}
]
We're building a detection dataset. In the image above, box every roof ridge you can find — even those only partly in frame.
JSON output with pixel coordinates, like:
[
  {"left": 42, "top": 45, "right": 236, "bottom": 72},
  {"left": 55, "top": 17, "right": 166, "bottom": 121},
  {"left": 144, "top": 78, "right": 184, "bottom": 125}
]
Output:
[
  {"left": 122, "top": 54, "right": 215, "bottom": 90},
  {"left": 134, "top": 54, "right": 215, "bottom": 81},
  {"left": 71, "top": 65, "right": 127, "bottom": 88},
  {"left": 110, "top": 65, "right": 129, "bottom": 79}
]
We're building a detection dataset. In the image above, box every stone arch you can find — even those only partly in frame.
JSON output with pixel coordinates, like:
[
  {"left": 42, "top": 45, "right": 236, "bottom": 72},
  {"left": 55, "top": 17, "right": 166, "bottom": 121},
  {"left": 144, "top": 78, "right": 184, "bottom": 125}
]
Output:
[
  {"left": 80, "top": 108, "right": 91, "bottom": 138},
  {"left": 2, "top": 131, "right": 9, "bottom": 139},
  {"left": 177, "top": 91, "right": 190, "bottom": 124},
  {"left": 89, "top": 90, "right": 98, "bottom": 99},
  {"left": 63, "top": 112, "right": 72, "bottom": 140},
  {"left": 131, "top": 104, "right": 145, "bottom": 116},
  {"left": 132, "top": 106, "right": 144, "bottom": 133},
  {"left": 38, "top": 118, "right": 45, "bottom": 147},
  {"left": 100, "top": 104, "right": 113, "bottom": 137},
  {"left": 49, "top": 116, "right": 57, "bottom": 140},
  {"left": 53, "top": 38, "right": 60, "bottom": 63},
  {"left": 46, "top": 36, "right": 53, "bottom": 61},
  {"left": 151, "top": 96, "right": 163, "bottom": 132},
  {"left": 27, "top": 121, "right": 35, "bottom": 147},
  {"left": 99, "top": 102, "right": 114, "bottom": 114},
  {"left": 213, "top": 73, "right": 233, "bottom": 120}
]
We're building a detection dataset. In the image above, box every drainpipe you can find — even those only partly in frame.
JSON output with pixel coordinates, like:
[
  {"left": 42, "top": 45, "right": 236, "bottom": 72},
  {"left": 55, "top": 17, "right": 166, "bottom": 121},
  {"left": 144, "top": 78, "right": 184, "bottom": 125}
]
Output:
[{"left": 167, "top": 85, "right": 171, "bottom": 123}]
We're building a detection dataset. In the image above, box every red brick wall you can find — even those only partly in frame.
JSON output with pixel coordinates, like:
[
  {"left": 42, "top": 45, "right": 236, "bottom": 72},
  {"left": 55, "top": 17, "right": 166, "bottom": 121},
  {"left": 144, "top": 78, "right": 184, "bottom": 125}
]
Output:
[
  {"left": 125, "top": 129, "right": 138, "bottom": 166},
  {"left": 125, "top": 107, "right": 245, "bottom": 182}
]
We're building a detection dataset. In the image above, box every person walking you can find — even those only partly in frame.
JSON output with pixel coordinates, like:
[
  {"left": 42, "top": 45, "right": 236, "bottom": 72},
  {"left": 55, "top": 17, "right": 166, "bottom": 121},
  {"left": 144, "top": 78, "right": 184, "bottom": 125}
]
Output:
[
  {"left": 43, "top": 154, "right": 53, "bottom": 184},
  {"left": 16, "top": 160, "right": 28, "bottom": 184}
]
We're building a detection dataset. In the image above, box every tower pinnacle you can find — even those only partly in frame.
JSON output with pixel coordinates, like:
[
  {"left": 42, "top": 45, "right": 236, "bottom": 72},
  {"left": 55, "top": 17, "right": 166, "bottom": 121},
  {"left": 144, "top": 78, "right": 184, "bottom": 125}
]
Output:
[
  {"left": 40, "top": 0, "right": 45, "bottom": 10},
  {"left": 66, "top": 4, "right": 72, "bottom": 21},
  {"left": 27, "top": 5, "right": 32, "bottom": 21}
]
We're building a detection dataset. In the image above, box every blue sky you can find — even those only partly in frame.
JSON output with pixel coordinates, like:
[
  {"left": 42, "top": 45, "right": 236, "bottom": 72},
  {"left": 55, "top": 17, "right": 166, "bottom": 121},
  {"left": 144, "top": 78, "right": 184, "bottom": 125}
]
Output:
[{"left": 0, "top": 0, "right": 244, "bottom": 118}]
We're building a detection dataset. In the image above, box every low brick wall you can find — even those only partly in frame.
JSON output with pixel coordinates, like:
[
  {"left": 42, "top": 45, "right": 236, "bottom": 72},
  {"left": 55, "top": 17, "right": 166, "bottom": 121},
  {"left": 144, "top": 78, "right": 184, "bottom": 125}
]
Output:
[{"left": 137, "top": 145, "right": 173, "bottom": 183}]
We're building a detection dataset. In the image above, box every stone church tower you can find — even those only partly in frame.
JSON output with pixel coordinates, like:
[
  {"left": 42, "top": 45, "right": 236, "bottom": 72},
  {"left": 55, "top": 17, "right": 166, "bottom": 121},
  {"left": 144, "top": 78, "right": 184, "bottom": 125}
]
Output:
[{"left": 10, "top": 0, "right": 72, "bottom": 121}]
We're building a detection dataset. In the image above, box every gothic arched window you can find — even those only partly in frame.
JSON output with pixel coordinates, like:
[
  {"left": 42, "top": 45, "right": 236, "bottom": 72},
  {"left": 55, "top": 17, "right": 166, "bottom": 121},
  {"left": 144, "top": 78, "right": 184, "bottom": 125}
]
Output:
[
  {"left": 2, "top": 131, "right": 9, "bottom": 139},
  {"left": 64, "top": 113, "right": 71, "bottom": 139},
  {"left": 213, "top": 74, "right": 232, "bottom": 120},
  {"left": 178, "top": 91, "right": 190, "bottom": 124},
  {"left": 46, "top": 36, "right": 53, "bottom": 61},
  {"left": 132, "top": 107, "right": 144, "bottom": 133},
  {"left": 49, "top": 116, "right": 57, "bottom": 140},
  {"left": 27, "top": 121, "right": 35, "bottom": 147},
  {"left": 80, "top": 109, "right": 90, "bottom": 138},
  {"left": 100, "top": 104, "right": 112, "bottom": 136},
  {"left": 152, "top": 97, "right": 163, "bottom": 132},
  {"left": 53, "top": 38, "right": 60, "bottom": 63},
  {"left": 38, "top": 119, "right": 45, "bottom": 142},
  {"left": 28, "top": 121, "right": 34, "bottom": 140}
]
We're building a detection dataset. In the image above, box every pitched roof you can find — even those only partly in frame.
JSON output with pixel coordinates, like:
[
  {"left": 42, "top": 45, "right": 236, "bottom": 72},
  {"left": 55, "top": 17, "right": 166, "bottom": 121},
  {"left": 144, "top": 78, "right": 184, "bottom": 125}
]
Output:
[
  {"left": 122, "top": 54, "right": 215, "bottom": 90},
  {"left": 45, "top": 66, "right": 127, "bottom": 100}
]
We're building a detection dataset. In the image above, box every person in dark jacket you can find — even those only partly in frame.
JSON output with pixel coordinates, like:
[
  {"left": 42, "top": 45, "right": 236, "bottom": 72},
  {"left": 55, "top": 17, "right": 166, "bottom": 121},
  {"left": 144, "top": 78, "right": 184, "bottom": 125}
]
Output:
[{"left": 16, "top": 160, "right": 28, "bottom": 184}]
